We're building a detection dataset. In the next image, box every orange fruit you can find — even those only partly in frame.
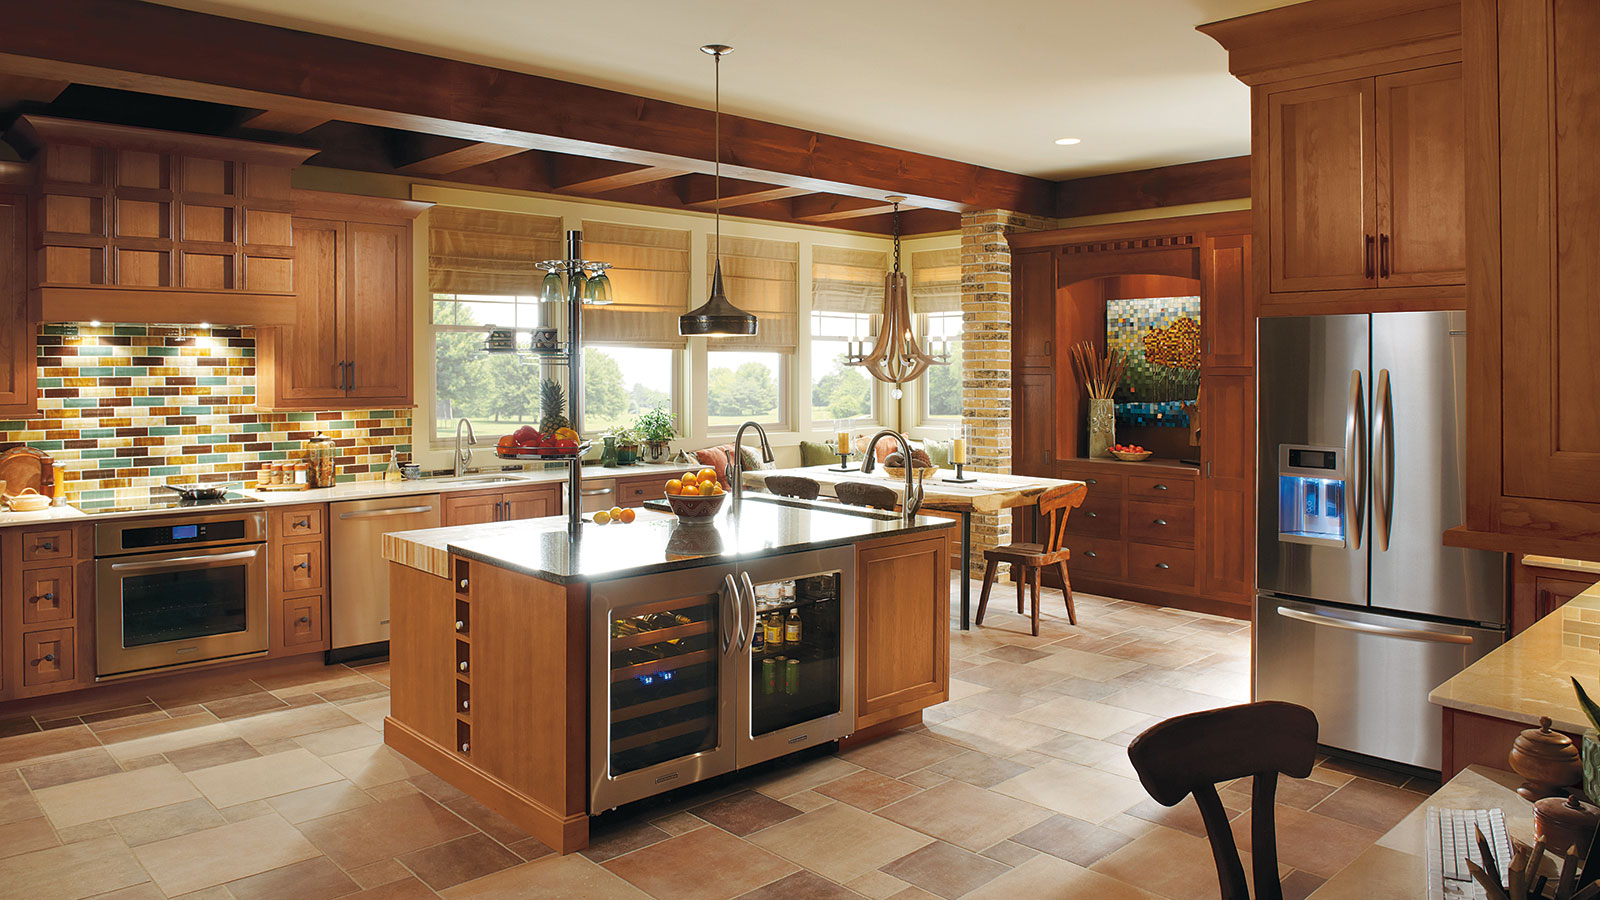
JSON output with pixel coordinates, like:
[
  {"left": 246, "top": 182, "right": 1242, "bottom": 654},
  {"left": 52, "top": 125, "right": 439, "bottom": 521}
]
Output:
[
  {"left": 681, "top": 472, "right": 698, "bottom": 487},
  {"left": 709, "top": 482, "right": 725, "bottom": 495},
  {"left": 665, "top": 479, "right": 682, "bottom": 495},
  {"left": 697, "top": 467, "right": 717, "bottom": 483},
  {"left": 609, "top": 506, "right": 623, "bottom": 519},
  {"left": 619, "top": 508, "right": 636, "bottom": 524},
  {"left": 698, "top": 480, "right": 717, "bottom": 496}
]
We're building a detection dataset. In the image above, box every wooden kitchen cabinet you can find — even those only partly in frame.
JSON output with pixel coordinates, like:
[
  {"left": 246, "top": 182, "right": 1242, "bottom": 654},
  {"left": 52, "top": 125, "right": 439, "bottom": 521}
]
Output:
[
  {"left": 1510, "top": 558, "right": 1598, "bottom": 637},
  {"left": 501, "top": 485, "right": 559, "bottom": 521},
  {"left": 268, "top": 503, "right": 329, "bottom": 658},
  {"left": 1198, "top": 374, "right": 1255, "bottom": 603},
  {"left": 854, "top": 531, "right": 949, "bottom": 730},
  {"left": 613, "top": 475, "right": 666, "bottom": 508},
  {"left": 0, "top": 183, "right": 35, "bottom": 417},
  {"left": 1202, "top": 1, "right": 1465, "bottom": 314},
  {"left": 1013, "top": 249, "right": 1055, "bottom": 369},
  {"left": 256, "top": 192, "right": 430, "bottom": 410},
  {"left": 1, "top": 523, "right": 95, "bottom": 700},
  {"left": 443, "top": 484, "right": 562, "bottom": 526}
]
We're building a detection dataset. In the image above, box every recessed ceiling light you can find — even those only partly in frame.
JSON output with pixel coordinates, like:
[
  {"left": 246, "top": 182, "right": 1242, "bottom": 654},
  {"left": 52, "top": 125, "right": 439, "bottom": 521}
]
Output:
[{"left": 1054, "top": 137, "right": 1081, "bottom": 146}]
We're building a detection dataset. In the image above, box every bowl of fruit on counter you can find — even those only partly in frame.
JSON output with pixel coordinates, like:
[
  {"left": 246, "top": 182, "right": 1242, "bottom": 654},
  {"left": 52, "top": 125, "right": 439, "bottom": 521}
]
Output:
[
  {"left": 495, "top": 424, "right": 587, "bottom": 459},
  {"left": 1109, "top": 443, "right": 1153, "bottom": 461},
  {"left": 663, "top": 468, "right": 726, "bottom": 523}
]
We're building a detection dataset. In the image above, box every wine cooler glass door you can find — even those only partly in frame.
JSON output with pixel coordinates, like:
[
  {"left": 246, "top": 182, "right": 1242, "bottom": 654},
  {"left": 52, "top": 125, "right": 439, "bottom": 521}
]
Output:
[
  {"left": 736, "top": 548, "right": 855, "bottom": 767},
  {"left": 591, "top": 565, "right": 738, "bottom": 810}
]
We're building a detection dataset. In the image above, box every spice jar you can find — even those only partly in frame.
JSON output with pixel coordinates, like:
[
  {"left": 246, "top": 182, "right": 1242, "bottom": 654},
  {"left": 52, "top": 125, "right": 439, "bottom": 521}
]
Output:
[
  {"left": 292, "top": 462, "right": 308, "bottom": 486},
  {"left": 1534, "top": 794, "right": 1600, "bottom": 853},
  {"left": 256, "top": 466, "right": 273, "bottom": 487},
  {"left": 1510, "top": 716, "right": 1583, "bottom": 800}
]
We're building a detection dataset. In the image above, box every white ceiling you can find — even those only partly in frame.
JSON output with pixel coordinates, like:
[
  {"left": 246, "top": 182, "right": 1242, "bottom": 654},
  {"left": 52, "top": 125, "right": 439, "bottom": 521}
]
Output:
[{"left": 151, "top": 0, "right": 1293, "bottom": 180}]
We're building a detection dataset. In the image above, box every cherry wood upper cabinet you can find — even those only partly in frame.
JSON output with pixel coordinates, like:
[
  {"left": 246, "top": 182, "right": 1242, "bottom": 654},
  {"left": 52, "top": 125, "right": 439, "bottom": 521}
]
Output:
[
  {"left": 257, "top": 192, "right": 429, "bottom": 411},
  {"left": 1201, "top": 229, "right": 1254, "bottom": 370},
  {"left": 1267, "top": 78, "right": 1376, "bottom": 293},
  {"left": 1013, "top": 249, "right": 1055, "bottom": 369},
  {"left": 0, "top": 184, "right": 35, "bottom": 417},
  {"left": 1202, "top": 0, "right": 1465, "bottom": 314}
]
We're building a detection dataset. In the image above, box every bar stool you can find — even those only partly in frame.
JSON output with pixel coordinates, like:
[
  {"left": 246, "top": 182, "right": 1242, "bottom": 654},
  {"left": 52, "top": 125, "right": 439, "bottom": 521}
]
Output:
[
  {"left": 764, "top": 475, "right": 821, "bottom": 500},
  {"left": 835, "top": 481, "right": 899, "bottom": 511},
  {"left": 975, "top": 482, "right": 1085, "bottom": 636}
]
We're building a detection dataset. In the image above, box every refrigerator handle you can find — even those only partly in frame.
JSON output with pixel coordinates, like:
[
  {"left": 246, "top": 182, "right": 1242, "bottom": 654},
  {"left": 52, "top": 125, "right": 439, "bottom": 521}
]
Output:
[
  {"left": 739, "top": 572, "right": 758, "bottom": 651},
  {"left": 1346, "top": 369, "right": 1366, "bottom": 550},
  {"left": 722, "top": 573, "right": 740, "bottom": 655},
  {"left": 1374, "top": 368, "right": 1394, "bottom": 552},
  {"left": 1274, "top": 605, "right": 1474, "bottom": 645}
]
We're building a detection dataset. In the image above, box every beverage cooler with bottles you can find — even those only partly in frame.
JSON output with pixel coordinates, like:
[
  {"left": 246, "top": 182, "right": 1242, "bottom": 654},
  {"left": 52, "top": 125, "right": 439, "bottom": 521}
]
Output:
[{"left": 588, "top": 547, "right": 855, "bottom": 811}]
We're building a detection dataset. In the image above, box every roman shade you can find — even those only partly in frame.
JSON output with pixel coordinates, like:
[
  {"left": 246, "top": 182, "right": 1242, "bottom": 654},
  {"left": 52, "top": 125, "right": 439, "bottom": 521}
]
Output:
[
  {"left": 580, "top": 221, "right": 691, "bottom": 349},
  {"left": 812, "top": 245, "right": 887, "bottom": 315},
  {"left": 428, "top": 207, "right": 562, "bottom": 296},
  {"left": 910, "top": 248, "right": 962, "bottom": 314},
  {"left": 708, "top": 235, "right": 798, "bottom": 352}
]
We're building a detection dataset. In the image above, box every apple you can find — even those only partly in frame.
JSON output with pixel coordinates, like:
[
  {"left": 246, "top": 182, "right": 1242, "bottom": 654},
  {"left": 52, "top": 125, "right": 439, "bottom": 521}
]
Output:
[{"left": 513, "top": 425, "right": 538, "bottom": 444}]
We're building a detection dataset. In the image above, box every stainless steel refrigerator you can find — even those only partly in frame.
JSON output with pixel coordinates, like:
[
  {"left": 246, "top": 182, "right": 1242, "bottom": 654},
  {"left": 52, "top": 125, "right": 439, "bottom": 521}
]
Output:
[{"left": 1256, "top": 311, "right": 1505, "bottom": 771}]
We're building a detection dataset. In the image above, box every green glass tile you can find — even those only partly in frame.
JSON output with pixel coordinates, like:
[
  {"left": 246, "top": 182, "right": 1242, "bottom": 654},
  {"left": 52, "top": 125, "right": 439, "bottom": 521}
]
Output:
[
  {"left": 272, "top": 440, "right": 301, "bottom": 450},
  {"left": 26, "top": 441, "right": 63, "bottom": 450},
  {"left": 198, "top": 435, "right": 230, "bottom": 444},
  {"left": 0, "top": 420, "right": 26, "bottom": 430},
  {"left": 197, "top": 453, "right": 228, "bottom": 464},
  {"left": 78, "top": 346, "right": 113, "bottom": 357},
  {"left": 287, "top": 412, "right": 314, "bottom": 422},
  {"left": 144, "top": 346, "right": 179, "bottom": 357},
  {"left": 78, "top": 367, "right": 114, "bottom": 377},
  {"left": 63, "top": 398, "right": 101, "bottom": 408},
  {"left": 243, "top": 423, "right": 272, "bottom": 433},
  {"left": 179, "top": 407, "right": 210, "bottom": 416},
  {"left": 42, "top": 324, "right": 77, "bottom": 336},
  {"left": 132, "top": 397, "right": 166, "bottom": 407},
  {"left": 148, "top": 426, "right": 182, "bottom": 436},
  {"left": 113, "top": 325, "right": 148, "bottom": 336},
  {"left": 257, "top": 450, "right": 288, "bottom": 461},
  {"left": 197, "top": 377, "right": 227, "bottom": 386},
  {"left": 79, "top": 428, "right": 115, "bottom": 438},
  {"left": 97, "top": 458, "right": 131, "bottom": 469},
  {"left": 35, "top": 378, "right": 62, "bottom": 388},
  {"left": 77, "top": 489, "right": 114, "bottom": 500},
  {"left": 81, "top": 448, "right": 114, "bottom": 459},
  {"left": 150, "top": 466, "right": 181, "bottom": 476}
]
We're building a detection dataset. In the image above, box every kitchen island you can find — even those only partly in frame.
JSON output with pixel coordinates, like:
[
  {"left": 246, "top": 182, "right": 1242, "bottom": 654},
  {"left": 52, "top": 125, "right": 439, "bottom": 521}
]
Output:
[{"left": 379, "top": 496, "right": 956, "bottom": 853}]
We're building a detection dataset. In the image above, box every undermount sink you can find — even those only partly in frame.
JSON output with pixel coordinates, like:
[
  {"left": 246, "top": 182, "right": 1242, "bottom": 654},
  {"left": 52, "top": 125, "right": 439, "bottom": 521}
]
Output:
[{"left": 432, "top": 474, "right": 526, "bottom": 486}]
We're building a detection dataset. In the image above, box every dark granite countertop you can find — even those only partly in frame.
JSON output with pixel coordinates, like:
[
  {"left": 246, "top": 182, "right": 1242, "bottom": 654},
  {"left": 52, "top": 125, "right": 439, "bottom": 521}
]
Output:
[{"left": 391, "top": 495, "right": 954, "bottom": 583}]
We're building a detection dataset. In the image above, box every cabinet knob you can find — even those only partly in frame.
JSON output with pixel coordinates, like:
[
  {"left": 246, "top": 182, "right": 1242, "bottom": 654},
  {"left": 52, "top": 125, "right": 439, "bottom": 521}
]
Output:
[
  {"left": 298, "top": 616, "right": 310, "bottom": 624},
  {"left": 1084, "top": 550, "right": 1097, "bottom": 558},
  {"left": 1155, "top": 562, "right": 1171, "bottom": 570},
  {"left": 1085, "top": 478, "right": 1097, "bottom": 485},
  {"left": 454, "top": 620, "right": 465, "bottom": 632},
  {"left": 1154, "top": 519, "right": 1168, "bottom": 526},
  {"left": 460, "top": 742, "right": 470, "bottom": 753},
  {"left": 458, "top": 661, "right": 469, "bottom": 672},
  {"left": 458, "top": 579, "right": 469, "bottom": 590},
  {"left": 1086, "top": 511, "right": 1098, "bottom": 518},
  {"left": 294, "top": 560, "right": 309, "bottom": 571},
  {"left": 461, "top": 699, "right": 470, "bottom": 711},
  {"left": 39, "top": 541, "right": 53, "bottom": 551},
  {"left": 1154, "top": 484, "right": 1168, "bottom": 491},
  {"left": 42, "top": 653, "right": 55, "bottom": 663},
  {"left": 294, "top": 517, "right": 310, "bottom": 529}
]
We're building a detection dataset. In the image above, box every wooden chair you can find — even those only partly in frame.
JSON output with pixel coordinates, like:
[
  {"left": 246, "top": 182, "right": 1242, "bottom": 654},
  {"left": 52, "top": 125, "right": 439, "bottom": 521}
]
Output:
[
  {"left": 764, "top": 475, "right": 821, "bottom": 500},
  {"left": 974, "top": 482, "right": 1086, "bottom": 636},
  {"left": 1126, "top": 701, "right": 1319, "bottom": 900},
  {"left": 835, "top": 481, "right": 899, "bottom": 511}
]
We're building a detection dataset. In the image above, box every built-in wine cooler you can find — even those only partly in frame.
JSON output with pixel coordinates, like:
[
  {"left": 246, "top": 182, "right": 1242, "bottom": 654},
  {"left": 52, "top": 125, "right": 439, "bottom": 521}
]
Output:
[{"left": 590, "top": 547, "right": 855, "bottom": 811}]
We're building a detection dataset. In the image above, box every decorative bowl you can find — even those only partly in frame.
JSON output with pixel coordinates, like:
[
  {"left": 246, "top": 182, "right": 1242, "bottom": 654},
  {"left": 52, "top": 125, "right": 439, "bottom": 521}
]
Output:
[
  {"left": 9, "top": 488, "right": 51, "bottom": 511},
  {"left": 883, "top": 465, "right": 938, "bottom": 481},
  {"left": 1110, "top": 450, "right": 1153, "bottom": 462},
  {"left": 665, "top": 491, "right": 725, "bottom": 523}
]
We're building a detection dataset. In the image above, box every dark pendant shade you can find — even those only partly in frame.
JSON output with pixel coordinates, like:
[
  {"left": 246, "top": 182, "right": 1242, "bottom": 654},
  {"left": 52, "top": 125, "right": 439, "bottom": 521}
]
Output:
[{"left": 679, "top": 260, "right": 758, "bottom": 336}]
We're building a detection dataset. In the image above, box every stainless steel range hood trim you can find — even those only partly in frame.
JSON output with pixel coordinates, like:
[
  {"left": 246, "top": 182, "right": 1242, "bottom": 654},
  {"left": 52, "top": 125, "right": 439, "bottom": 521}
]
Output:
[{"left": 40, "top": 287, "right": 299, "bottom": 327}]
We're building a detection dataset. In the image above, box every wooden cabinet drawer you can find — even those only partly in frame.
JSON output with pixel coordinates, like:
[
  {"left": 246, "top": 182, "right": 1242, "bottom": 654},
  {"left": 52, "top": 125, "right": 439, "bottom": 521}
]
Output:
[
  {"left": 282, "top": 596, "right": 325, "bottom": 647},
  {"left": 1066, "top": 492, "right": 1122, "bottom": 538},
  {"left": 22, "top": 627, "right": 74, "bottom": 687},
  {"left": 1058, "top": 467, "right": 1123, "bottom": 497},
  {"left": 616, "top": 477, "right": 665, "bottom": 507},
  {"left": 22, "top": 566, "right": 73, "bottom": 624},
  {"left": 276, "top": 507, "right": 323, "bottom": 540},
  {"left": 21, "top": 527, "right": 73, "bottom": 563},
  {"left": 1125, "top": 500, "right": 1196, "bottom": 547},
  {"left": 1127, "top": 474, "right": 1196, "bottom": 502},
  {"left": 1063, "top": 535, "right": 1125, "bottom": 580},
  {"left": 280, "top": 542, "right": 324, "bottom": 593},
  {"left": 1125, "top": 543, "right": 1197, "bottom": 590}
]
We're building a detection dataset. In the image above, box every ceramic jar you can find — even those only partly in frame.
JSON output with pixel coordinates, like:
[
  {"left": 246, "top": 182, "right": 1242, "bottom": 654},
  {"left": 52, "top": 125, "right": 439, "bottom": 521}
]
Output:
[
  {"left": 1510, "top": 716, "right": 1583, "bottom": 801},
  {"left": 1534, "top": 794, "right": 1600, "bottom": 853},
  {"left": 1088, "top": 398, "right": 1116, "bottom": 459}
]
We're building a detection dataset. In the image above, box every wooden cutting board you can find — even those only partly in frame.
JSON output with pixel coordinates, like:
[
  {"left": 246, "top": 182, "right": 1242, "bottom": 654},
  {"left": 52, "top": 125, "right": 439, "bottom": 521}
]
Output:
[{"left": 0, "top": 447, "right": 55, "bottom": 499}]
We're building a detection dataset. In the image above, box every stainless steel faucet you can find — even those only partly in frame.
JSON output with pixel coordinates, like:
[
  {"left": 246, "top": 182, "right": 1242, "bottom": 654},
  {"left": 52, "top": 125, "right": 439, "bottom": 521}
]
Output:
[
  {"left": 862, "top": 429, "right": 924, "bottom": 523},
  {"left": 454, "top": 418, "right": 477, "bottom": 477},
  {"left": 728, "top": 421, "right": 775, "bottom": 509}
]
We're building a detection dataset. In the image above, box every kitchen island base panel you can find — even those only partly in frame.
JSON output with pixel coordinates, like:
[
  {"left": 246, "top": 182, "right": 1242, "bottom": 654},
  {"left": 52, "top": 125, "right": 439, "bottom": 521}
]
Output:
[{"left": 838, "top": 710, "right": 923, "bottom": 751}]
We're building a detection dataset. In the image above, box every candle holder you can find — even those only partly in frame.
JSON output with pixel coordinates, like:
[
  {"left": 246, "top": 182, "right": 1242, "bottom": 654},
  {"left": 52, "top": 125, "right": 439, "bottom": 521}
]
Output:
[
  {"left": 832, "top": 451, "right": 854, "bottom": 472},
  {"left": 943, "top": 461, "right": 977, "bottom": 483}
]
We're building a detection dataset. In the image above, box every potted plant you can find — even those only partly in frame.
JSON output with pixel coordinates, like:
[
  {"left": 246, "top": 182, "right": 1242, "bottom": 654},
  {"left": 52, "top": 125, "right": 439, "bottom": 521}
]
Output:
[
  {"left": 613, "top": 428, "right": 641, "bottom": 466},
  {"left": 635, "top": 407, "right": 677, "bottom": 464}
]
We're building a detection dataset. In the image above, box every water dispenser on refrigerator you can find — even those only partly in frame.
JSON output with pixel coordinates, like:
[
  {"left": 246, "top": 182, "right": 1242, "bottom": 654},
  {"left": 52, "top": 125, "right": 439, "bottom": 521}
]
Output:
[{"left": 1276, "top": 445, "right": 1346, "bottom": 546}]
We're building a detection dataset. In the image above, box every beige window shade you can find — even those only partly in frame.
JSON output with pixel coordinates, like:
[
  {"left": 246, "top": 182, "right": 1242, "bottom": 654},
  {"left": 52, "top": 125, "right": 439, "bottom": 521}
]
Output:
[
  {"left": 910, "top": 248, "right": 962, "bottom": 314},
  {"left": 708, "top": 235, "right": 798, "bottom": 352},
  {"left": 580, "top": 220, "right": 691, "bottom": 349},
  {"left": 812, "top": 245, "right": 887, "bottom": 315},
  {"left": 429, "top": 207, "right": 562, "bottom": 296}
]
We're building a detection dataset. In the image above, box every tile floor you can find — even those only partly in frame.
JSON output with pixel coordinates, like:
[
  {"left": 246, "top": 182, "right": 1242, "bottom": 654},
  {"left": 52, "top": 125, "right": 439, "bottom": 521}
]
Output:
[{"left": 0, "top": 578, "right": 1439, "bottom": 900}]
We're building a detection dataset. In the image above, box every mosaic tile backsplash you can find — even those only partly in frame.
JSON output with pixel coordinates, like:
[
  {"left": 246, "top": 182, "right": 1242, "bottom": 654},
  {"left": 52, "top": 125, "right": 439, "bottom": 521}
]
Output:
[{"left": 0, "top": 324, "right": 412, "bottom": 510}]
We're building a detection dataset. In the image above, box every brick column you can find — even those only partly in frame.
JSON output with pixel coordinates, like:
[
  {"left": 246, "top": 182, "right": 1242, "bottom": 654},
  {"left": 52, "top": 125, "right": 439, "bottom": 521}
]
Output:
[{"left": 960, "top": 210, "right": 1050, "bottom": 575}]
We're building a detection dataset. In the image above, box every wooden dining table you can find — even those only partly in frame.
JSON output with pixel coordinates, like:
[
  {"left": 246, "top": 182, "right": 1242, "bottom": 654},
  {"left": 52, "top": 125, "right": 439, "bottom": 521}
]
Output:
[{"left": 742, "top": 464, "right": 1085, "bottom": 630}]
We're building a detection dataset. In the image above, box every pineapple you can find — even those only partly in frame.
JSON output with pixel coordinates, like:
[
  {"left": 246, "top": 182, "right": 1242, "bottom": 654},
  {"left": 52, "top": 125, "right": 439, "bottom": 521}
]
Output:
[{"left": 539, "top": 378, "right": 570, "bottom": 435}]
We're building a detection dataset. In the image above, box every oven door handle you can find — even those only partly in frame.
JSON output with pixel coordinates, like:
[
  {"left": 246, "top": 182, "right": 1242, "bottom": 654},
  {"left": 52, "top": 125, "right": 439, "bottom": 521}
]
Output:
[{"left": 107, "top": 548, "right": 261, "bottom": 572}]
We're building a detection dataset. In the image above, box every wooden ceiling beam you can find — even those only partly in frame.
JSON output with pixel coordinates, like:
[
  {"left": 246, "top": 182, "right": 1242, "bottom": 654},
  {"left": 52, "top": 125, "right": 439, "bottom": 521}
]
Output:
[
  {"left": 549, "top": 157, "right": 688, "bottom": 194},
  {"left": 0, "top": 0, "right": 1053, "bottom": 215},
  {"left": 792, "top": 195, "right": 904, "bottom": 223},
  {"left": 391, "top": 135, "right": 531, "bottom": 176},
  {"left": 239, "top": 108, "right": 332, "bottom": 134},
  {"left": 1054, "top": 156, "right": 1251, "bottom": 219},
  {"left": 677, "top": 174, "right": 812, "bottom": 210},
  {"left": 0, "top": 73, "right": 68, "bottom": 104}
]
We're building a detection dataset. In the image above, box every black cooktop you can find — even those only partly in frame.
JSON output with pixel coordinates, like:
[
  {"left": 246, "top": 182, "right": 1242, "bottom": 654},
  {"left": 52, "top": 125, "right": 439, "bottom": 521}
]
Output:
[{"left": 77, "top": 489, "right": 264, "bottom": 515}]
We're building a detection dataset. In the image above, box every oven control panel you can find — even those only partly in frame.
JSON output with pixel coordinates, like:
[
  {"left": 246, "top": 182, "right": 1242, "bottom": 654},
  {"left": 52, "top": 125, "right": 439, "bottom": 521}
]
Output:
[
  {"left": 121, "top": 520, "right": 248, "bottom": 550},
  {"left": 95, "top": 511, "right": 267, "bottom": 557}
]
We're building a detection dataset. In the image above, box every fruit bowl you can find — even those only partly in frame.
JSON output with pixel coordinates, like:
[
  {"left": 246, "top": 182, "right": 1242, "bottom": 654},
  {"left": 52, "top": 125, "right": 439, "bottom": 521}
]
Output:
[
  {"left": 1110, "top": 449, "right": 1153, "bottom": 461},
  {"left": 497, "top": 440, "right": 591, "bottom": 461},
  {"left": 665, "top": 491, "right": 725, "bottom": 523},
  {"left": 883, "top": 465, "right": 938, "bottom": 481}
]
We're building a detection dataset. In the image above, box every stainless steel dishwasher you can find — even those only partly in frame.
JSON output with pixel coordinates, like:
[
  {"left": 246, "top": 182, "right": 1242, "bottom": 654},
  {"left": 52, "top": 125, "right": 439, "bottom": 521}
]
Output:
[{"left": 329, "top": 494, "right": 441, "bottom": 661}]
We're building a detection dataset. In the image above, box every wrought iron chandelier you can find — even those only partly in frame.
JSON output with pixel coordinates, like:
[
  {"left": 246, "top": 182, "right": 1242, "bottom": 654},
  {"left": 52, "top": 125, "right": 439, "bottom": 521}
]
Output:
[{"left": 846, "top": 197, "right": 948, "bottom": 389}]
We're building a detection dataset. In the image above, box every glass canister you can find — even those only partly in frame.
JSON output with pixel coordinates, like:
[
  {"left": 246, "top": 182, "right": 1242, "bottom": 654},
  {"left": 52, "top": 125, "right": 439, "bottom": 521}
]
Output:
[{"left": 306, "top": 432, "right": 336, "bottom": 487}]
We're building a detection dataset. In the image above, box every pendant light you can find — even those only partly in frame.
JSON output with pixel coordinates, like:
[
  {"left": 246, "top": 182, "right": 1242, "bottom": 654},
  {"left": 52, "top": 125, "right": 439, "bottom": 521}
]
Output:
[
  {"left": 849, "top": 196, "right": 946, "bottom": 389},
  {"left": 679, "top": 43, "right": 758, "bottom": 337}
]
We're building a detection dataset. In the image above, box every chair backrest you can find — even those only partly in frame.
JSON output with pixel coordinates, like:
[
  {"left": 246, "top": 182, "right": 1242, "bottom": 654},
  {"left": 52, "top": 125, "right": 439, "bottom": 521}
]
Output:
[
  {"left": 1036, "top": 482, "right": 1087, "bottom": 554},
  {"left": 1126, "top": 701, "right": 1318, "bottom": 900},
  {"left": 835, "top": 481, "right": 899, "bottom": 511},
  {"left": 765, "top": 475, "right": 821, "bottom": 501}
]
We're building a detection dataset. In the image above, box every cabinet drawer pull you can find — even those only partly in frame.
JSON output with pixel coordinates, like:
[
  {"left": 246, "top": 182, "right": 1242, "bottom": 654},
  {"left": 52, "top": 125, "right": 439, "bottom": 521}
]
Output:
[
  {"left": 1155, "top": 562, "right": 1171, "bottom": 570},
  {"left": 458, "top": 578, "right": 468, "bottom": 590},
  {"left": 1153, "top": 519, "right": 1168, "bottom": 526},
  {"left": 34, "top": 592, "right": 54, "bottom": 602},
  {"left": 458, "top": 661, "right": 468, "bottom": 673},
  {"left": 293, "top": 560, "right": 310, "bottom": 571},
  {"left": 293, "top": 517, "right": 310, "bottom": 529},
  {"left": 298, "top": 615, "right": 310, "bottom": 624},
  {"left": 1086, "top": 511, "right": 1098, "bottom": 518},
  {"left": 580, "top": 487, "right": 612, "bottom": 496},
  {"left": 1084, "top": 550, "right": 1097, "bottom": 558},
  {"left": 1364, "top": 234, "right": 1375, "bottom": 279},
  {"left": 39, "top": 540, "right": 54, "bottom": 551},
  {"left": 42, "top": 653, "right": 56, "bottom": 663},
  {"left": 1379, "top": 233, "right": 1391, "bottom": 278},
  {"left": 1153, "top": 484, "right": 1168, "bottom": 491},
  {"left": 1085, "top": 478, "right": 1097, "bottom": 485}
]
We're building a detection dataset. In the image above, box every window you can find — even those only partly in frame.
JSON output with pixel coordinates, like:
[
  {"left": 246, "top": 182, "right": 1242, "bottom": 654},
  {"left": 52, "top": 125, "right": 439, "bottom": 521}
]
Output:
[
  {"left": 583, "top": 344, "right": 676, "bottom": 434},
  {"left": 922, "top": 311, "right": 963, "bottom": 419},
  {"left": 431, "top": 294, "right": 561, "bottom": 441},
  {"left": 810, "top": 311, "right": 875, "bottom": 423},
  {"left": 707, "top": 350, "right": 785, "bottom": 428}
]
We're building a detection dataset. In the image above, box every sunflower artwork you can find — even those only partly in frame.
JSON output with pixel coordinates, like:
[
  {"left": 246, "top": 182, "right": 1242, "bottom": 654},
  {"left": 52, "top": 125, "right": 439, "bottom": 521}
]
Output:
[{"left": 1106, "top": 296, "right": 1202, "bottom": 428}]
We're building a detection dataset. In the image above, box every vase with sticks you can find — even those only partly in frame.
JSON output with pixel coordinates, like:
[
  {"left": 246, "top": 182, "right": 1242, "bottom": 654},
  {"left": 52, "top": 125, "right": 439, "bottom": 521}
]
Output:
[{"left": 1072, "top": 341, "right": 1127, "bottom": 459}]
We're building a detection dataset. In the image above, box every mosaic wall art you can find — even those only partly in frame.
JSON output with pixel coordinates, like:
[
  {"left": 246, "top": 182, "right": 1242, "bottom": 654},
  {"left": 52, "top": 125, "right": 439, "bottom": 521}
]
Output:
[
  {"left": 1106, "top": 296, "right": 1201, "bottom": 428},
  {"left": 0, "top": 324, "right": 412, "bottom": 511}
]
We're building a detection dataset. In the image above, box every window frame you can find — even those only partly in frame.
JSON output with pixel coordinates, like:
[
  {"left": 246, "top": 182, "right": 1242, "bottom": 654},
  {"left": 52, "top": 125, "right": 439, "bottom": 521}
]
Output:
[
  {"left": 919, "top": 310, "right": 963, "bottom": 423},
  {"left": 576, "top": 343, "right": 683, "bottom": 438},
  {"left": 808, "top": 309, "right": 878, "bottom": 427},
  {"left": 705, "top": 348, "right": 792, "bottom": 434}
]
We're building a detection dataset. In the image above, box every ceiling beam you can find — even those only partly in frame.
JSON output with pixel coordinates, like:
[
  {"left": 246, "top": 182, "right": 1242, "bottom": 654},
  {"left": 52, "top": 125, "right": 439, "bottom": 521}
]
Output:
[
  {"left": 238, "top": 108, "right": 332, "bottom": 134},
  {"left": 1054, "top": 156, "right": 1251, "bottom": 219},
  {"left": 792, "top": 195, "right": 903, "bottom": 223},
  {"left": 0, "top": 73, "right": 68, "bottom": 104},
  {"left": 392, "top": 137, "right": 531, "bottom": 176},
  {"left": 0, "top": 0, "right": 1053, "bottom": 215},
  {"left": 550, "top": 157, "right": 687, "bottom": 194},
  {"left": 677, "top": 174, "right": 812, "bottom": 210}
]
